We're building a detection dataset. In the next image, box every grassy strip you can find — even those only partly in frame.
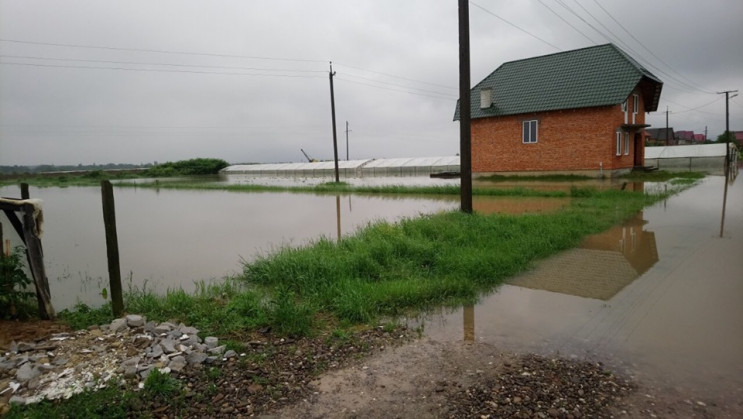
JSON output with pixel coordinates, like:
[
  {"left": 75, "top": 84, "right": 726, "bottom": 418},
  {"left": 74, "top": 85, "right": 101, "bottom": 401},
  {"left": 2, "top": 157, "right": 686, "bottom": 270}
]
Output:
[
  {"left": 619, "top": 170, "right": 705, "bottom": 182},
  {"left": 241, "top": 187, "right": 669, "bottom": 323}
]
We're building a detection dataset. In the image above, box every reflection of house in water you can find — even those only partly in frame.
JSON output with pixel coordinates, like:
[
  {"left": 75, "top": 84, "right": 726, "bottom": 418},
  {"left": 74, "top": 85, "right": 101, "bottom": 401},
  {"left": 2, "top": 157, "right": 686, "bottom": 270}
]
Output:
[
  {"left": 473, "top": 196, "right": 570, "bottom": 214},
  {"left": 506, "top": 211, "right": 659, "bottom": 300}
]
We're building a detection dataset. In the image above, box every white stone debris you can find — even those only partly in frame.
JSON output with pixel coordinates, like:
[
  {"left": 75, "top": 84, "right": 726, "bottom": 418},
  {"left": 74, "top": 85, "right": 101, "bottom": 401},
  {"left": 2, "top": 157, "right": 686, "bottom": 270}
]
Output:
[{"left": 0, "top": 315, "right": 225, "bottom": 405}]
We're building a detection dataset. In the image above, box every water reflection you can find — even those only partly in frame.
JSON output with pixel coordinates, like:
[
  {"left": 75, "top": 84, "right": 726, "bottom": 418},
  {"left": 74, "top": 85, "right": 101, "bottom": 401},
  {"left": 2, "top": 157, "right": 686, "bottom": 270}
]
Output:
[
  {"left": 474, "top": 196, "right": 570, "bottom": 214},
  {"left": 507, "top": 211, "right": 658, "bottom": 300},
  {"left": 414, "top": 176, "right": 743, "bottom": 402},
  {"left": 463, "top": 305, "right": 475, "bottom": 342}
]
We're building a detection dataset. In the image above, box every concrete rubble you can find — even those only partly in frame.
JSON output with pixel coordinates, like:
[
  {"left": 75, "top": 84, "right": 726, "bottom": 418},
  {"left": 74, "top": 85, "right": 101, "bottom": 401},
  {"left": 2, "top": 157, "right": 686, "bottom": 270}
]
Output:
[{"left": 0, "top": 314, "right": 235, "bottom": 407}]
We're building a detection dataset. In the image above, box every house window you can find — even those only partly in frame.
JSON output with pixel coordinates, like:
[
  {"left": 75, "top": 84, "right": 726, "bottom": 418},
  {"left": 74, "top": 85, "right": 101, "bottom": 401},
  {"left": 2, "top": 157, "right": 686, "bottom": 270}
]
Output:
[
  {"left": 632, "top": 94, "right": 639, "bottom": 124},
  {"left": 633, "top": 94, "right": 639, "bottom": 113},
  {"left": 522, "top": 120, "right": 538, "bottom": 143},
  {"left": 616, "top": 132, "right": 622, "bottom": 156},
  {"left": 624, "top": 132, "right": 630, "bottom": 155},
  {"left": 622, "top": 99, "right": 628, "bottom": 123}
]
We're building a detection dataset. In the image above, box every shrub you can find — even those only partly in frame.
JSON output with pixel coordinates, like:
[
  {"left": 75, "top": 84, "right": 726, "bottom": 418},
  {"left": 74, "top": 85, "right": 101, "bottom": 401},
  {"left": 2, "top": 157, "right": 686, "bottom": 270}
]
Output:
[{"left": 0, "top": 246, "right": 36, "bottom": 319}]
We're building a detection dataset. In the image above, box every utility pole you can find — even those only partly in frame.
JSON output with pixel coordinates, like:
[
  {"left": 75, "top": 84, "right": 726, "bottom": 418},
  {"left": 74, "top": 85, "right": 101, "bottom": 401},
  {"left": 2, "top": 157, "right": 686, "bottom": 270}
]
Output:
[
  {"left": 666, "top": 106, "right": 671, "bottom": 145},
  {"left": 717, "top": 89, "right": 738, "bottom": 237},
  {"left": 705, "top": 126, "right": 708, "bottom": 142},
  {"left": 345, "top": 121, "right": 351, "bottom": 160},
  {"left": 458, "top": 0, "right": 473, "bottom": 214},
  {"left": 329, "top": 62, "right": 340, "bottom": 182}
]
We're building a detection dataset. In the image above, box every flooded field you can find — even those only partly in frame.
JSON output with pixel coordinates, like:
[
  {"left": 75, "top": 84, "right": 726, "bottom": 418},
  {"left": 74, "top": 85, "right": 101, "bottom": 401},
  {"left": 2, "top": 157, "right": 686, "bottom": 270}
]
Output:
[
  {"left": 1, "top": 185, "right": 459, "bottom": 310},
  {"left": 0, "top": 174, "right": 613, "bottom": 311},
  {"left": 414, "top": 175, "right": 743, "bottom": 403},
  {"left": 3, "top": 173, "right": 740, "bottom": 405}
]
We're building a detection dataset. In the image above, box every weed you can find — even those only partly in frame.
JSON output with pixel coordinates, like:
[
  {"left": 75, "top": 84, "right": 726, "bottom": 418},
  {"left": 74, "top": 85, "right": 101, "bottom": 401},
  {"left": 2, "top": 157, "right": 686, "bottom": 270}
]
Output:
[
  {"left": 0, "top": 246, "right": 36, "bottom": 319},
  {"left": 143, "top": 369, "right": 181, "bottom": 399},
  {"left": 58, "top": 303, "right": 114, "bottom": 330},
  {"left": 205, "top": 367, "right": 222, "bottom": 380},
  {"left": 269, "top": 288, "right": 315, "bottom": 337}
]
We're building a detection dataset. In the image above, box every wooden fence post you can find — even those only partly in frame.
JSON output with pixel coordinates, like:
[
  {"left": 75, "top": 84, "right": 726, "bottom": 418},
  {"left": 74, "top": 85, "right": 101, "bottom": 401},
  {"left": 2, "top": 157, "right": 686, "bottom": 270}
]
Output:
[
  {"left": 22, "top": 204, "right": 55, "bottom": 319},
  {"left": 101, "top": 181, "right": 124, "bottom": 317},
  {"left": 20, "top": 183, "right": 30, "bottom": 200}
]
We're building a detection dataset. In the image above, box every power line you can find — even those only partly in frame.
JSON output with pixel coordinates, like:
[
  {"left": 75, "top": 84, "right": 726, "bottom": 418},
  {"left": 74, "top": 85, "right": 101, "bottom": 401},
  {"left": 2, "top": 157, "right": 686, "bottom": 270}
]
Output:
[
  {"left": 338, "top": 72, "right": 456, "bottom": 98},
  {"left": 334, "top": 63, "right": 457, "bottom": 91},
  {"left": 1, "top": 38, "right": 455, "bottom": 94},
  {"left": 469, "top": 1, "right": 561, "bottom": 51},
  {"left": 0, "top": 38, "right": 326, "bottom": 63},
  {"left": 668, "top": 97, "right": 724, "bottom": 115},
  {"left": 0, "top": 61, "right": 326, "bottom": 78},
  {"left": 335, "top": 76, "right": 456, "bottom": 100},
  {"left": 550, "top": 0, "right": 714, "bottom": 95},
  {"left": 588, "top": 0, "right": 715, "bottom": 94},
  {"left": 0, "top": 54, "right": 326, "bottom": 73},
  {"left": 535, "top": 0, "right": 597, "bottom": 44}
]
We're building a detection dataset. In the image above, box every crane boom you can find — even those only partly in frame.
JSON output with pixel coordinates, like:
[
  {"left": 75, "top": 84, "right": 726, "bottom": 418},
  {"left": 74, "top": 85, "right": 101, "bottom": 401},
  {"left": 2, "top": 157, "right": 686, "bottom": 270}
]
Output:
[{"left": 300, "top": 149, "right": 316, "bottom": 162}]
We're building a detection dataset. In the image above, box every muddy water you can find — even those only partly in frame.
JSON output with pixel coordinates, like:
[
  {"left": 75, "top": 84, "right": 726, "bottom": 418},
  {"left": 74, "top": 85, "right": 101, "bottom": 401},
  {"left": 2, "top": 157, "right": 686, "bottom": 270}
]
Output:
[
  {"left": 415, "top": 175, "right": 743, "bottom": 401},
  {"left": 0, "top": 176, "right": 586, "bottom": 312},
  {"left": 0, "top": 186, "right": 458, "bottom": 311}
]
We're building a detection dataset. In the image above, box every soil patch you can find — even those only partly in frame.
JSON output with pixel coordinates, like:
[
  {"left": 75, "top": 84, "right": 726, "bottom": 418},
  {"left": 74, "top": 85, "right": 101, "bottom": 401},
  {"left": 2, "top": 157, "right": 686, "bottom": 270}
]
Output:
[
  {"left": 276, "top": 338, "right": 738, "bottom": 418},
  {"left": 0, "top": 320, "right": 69, "bottom": 349}
]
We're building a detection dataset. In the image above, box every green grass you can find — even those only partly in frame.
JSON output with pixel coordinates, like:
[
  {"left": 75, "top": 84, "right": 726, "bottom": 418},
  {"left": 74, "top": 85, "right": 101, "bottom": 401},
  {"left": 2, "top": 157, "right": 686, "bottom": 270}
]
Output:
[
  {"left": 619, "top": 170, "right": 705, "bottom": 182},
  {"left": 241, "top": 186, "right": 670, "bottom": 323}
]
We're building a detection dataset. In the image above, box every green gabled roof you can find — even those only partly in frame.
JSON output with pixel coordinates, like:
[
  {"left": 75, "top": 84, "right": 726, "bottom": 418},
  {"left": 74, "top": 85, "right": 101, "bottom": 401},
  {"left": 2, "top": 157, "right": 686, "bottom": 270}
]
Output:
[{"left": 454, "top": 44, "right": 663, "bottom": 120}]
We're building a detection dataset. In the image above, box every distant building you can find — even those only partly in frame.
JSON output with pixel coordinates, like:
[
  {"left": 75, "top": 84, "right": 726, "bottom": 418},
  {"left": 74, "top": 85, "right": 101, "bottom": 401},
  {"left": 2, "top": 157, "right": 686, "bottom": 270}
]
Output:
[
  {"left": 675, "top": 130, "right": 695, "bottom": 145},
  {"left": 645, "top": 128, "right": 676, "bottom": 146},
  {"left": 454, "top": 43, "right": 663, "bottom": 177}
]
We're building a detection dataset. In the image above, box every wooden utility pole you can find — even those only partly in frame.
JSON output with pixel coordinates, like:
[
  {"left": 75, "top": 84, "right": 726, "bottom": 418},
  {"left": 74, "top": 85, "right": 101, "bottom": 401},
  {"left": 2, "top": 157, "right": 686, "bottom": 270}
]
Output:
[
  {"left": 101, "top": 180, "right": 124, "bottom": 316},
  {"left": 718, "top": 89, "right": 738, "bottom": 238},
  {"left": 345, "top": 121, "right": 351, "bottom": 161},
  {"left": 458, "top": 0, "right": 473, "bottom": 213},
  {"left": 329, "top": 62, "right": 340, "bottom": 182},
  {"left": 666, "top": 106, "right": 671, "bottom": 145}
]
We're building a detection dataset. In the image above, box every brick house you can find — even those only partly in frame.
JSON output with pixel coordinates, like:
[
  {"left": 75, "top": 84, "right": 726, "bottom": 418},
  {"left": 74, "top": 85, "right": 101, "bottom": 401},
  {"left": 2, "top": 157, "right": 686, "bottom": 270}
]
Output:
[
  {"left": 454, "top": 44, "right": 663, "bottom": 177},
  {"left": 675, "top": 130, "right": 695, "bottom": 145}
]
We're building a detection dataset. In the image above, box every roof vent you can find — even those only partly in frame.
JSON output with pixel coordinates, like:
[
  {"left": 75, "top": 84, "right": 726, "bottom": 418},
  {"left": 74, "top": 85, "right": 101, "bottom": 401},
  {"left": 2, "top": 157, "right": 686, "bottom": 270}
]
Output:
[{"left": 480, "top": 88, "right": 492, "bottom": 109}]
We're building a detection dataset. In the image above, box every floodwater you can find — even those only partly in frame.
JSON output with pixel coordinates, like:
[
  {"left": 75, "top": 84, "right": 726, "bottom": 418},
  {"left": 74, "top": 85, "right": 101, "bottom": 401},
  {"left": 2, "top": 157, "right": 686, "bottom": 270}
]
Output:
[
  {"left": 0, "top": 184, "right": 461, "bottom": 311},
  {"left": 0, "top": 174, "right": 596, "bottom": 312},
  {"left": 414, "top": 175, "right": 743, "bottom": 402}
]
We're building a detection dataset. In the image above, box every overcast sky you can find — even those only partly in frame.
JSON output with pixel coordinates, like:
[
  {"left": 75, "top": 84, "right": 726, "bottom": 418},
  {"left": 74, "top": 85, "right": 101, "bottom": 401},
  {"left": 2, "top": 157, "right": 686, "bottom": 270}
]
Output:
[{"left": 1, "top": 0, "right": 741, "bottom": 166}]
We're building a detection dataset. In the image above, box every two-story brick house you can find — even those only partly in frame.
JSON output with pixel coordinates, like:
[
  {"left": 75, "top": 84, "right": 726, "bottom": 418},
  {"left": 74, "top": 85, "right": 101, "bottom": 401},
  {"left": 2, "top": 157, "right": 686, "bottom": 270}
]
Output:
[{"left": 454, "top": 44, "right": 663, "bottom": 177}]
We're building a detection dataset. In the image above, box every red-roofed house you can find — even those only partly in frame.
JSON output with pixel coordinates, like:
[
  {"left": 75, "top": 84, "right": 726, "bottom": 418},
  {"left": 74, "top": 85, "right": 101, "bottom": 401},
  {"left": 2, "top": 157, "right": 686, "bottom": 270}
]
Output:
[{"left": 675, "top": 130, "right": 695, "bottom": 145}]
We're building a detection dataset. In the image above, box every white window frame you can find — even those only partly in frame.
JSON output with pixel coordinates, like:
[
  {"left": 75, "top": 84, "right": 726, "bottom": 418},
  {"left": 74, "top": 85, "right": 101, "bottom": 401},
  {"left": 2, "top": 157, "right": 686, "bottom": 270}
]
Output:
[
  {"left": 622, "top": 100, "right": 628, "bottom": 123},
  {"left": 632, "top": 94, "right": 639, "bottom": 113},
  {"left": 616, "top": 132, "right": 622, "bottom": 156},
  {"left": 632, "top": 94, "right": 639, "bottom": 124},
  {"left": 624, "top": 132, "right": 630, "bottom": 155},
  {"left": 522, "top": 120, "right": 538, "bottom": 144}
]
